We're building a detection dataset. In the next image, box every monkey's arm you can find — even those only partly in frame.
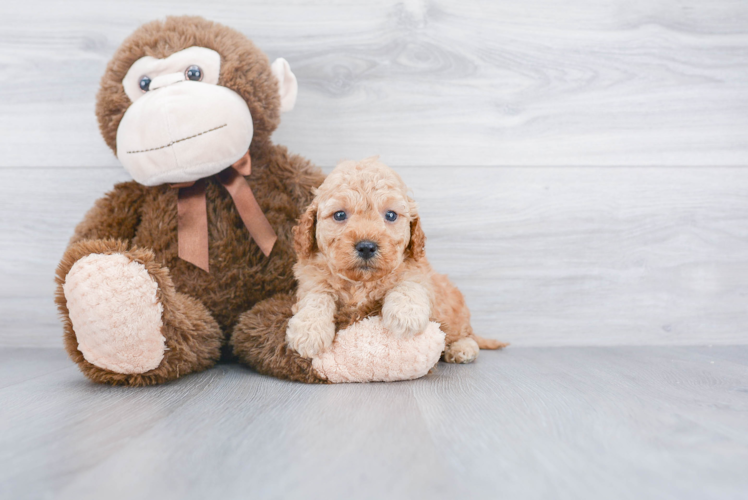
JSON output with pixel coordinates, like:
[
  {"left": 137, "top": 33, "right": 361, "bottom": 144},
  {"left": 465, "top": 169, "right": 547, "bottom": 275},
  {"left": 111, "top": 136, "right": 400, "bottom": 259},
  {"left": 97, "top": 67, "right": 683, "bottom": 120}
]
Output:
[
  {"left": 232, "top": 291, "right": 446, "bottom": 384},
  {"left": 289, "top": 155, "right": 326, "bottom": 214},
  {"left": 265, "top": 144, "right": 325, "bottom": 216},
  {"left": 70, "top": 181, "right": 147, "bottom": 245}
]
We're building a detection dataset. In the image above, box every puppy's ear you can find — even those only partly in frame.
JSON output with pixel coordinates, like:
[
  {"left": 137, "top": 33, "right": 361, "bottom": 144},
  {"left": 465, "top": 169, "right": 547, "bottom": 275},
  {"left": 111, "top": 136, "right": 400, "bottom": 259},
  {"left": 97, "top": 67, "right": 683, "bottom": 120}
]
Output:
[
  {"left": 406, "top": 216, "right": 426, "bottom": 261},
  {"left": 293, "top": 203, "right": 317, "bottom": 260}
]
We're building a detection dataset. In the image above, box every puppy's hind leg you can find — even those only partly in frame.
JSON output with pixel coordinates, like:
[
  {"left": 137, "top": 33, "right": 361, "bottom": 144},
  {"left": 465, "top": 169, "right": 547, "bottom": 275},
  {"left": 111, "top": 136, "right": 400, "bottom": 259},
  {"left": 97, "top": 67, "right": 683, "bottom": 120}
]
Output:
[
  {"left": 432, "top": 272, "right": 509, "bottom": 363},
  {"left": 443, "top": 337, "right": 480, "bottom": 364},
  {"left": 443, "top": 334, "right": 508, "bottom": 363}
]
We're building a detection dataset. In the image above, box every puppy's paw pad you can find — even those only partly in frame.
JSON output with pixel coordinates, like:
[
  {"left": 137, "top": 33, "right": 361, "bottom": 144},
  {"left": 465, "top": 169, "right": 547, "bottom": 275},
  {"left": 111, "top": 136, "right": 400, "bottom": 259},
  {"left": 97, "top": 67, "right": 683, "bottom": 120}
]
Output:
[{"left": 443, "top": 338, "right": 480, "bottom": 364}]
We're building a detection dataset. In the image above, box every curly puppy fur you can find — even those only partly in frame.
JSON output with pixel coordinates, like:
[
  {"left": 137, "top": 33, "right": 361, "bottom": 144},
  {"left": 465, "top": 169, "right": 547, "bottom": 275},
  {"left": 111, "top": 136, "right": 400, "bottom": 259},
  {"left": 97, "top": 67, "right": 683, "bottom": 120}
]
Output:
[
  {"left": 56, "top": 16, "right": 325, "bottom": 386},
  {"left": 286, "top": 158, "right": 508, "bottom": 361}
]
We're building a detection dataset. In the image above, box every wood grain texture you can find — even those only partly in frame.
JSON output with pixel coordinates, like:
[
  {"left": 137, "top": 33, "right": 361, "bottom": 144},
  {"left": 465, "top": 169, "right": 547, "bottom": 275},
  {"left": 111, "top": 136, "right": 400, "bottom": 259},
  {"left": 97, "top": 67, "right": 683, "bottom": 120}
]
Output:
[
  {"left": 2, "top": 166, "right": 747, "bottom": 347},
  {"left": 1, "top": 346, "right": 747, "bottom": 500},
  {"left": 1, "top": 0, "right": 747, "bottom": 168}
]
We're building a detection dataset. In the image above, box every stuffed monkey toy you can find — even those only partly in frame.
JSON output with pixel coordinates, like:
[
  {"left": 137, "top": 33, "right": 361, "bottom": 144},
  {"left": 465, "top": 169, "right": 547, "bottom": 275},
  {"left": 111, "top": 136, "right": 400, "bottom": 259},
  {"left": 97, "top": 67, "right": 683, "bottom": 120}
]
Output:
[{"left": 56, "top": 16, "right": 445, "bottom": 385}]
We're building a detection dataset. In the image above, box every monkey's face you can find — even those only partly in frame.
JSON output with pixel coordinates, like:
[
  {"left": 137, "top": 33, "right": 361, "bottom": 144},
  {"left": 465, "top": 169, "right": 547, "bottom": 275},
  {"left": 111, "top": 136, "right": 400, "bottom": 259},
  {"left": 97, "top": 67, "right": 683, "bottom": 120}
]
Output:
[{"left": 100, "top": 18, "right": 298, "bottom": 187}]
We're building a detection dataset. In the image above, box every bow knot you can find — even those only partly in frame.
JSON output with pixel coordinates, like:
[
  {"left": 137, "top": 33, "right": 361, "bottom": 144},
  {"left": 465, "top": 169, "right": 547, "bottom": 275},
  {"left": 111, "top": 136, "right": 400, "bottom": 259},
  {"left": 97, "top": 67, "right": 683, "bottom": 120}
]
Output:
[{"left": 171, "top": 152, "right": 277, "bottom": 272}]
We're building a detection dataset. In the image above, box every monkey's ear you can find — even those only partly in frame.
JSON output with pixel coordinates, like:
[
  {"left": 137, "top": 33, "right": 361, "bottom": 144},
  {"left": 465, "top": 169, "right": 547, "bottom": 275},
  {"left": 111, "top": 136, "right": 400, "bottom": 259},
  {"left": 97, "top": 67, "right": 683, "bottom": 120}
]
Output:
[
  {"left": 293, "top": 202, "right": 317, "bottom": 260},
  {"left": 271, "top": 58, "right": 298, "bottom": 113}
]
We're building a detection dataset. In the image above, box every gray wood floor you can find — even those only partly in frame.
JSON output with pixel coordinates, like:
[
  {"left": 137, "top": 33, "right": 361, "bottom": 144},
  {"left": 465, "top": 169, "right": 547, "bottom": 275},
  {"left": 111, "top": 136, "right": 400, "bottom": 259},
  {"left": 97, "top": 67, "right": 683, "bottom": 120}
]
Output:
[{"left": 2, "top": 345, "right": 747, "bottom": 500}]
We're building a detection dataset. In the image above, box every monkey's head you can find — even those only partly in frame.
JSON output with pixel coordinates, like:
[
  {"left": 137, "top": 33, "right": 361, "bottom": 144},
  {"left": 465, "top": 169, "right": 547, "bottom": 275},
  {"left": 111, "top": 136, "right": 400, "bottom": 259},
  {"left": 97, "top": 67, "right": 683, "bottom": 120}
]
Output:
[{"left": 96, "top": 16, "right": 297, "bottom": 186}]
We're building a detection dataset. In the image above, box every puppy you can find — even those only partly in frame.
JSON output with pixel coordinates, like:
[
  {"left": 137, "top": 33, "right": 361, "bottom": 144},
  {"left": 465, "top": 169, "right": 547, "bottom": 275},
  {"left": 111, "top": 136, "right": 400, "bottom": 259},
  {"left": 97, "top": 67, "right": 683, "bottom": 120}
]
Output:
[{"left": 286, "top": 158, "right": 507, "bottom": 362}]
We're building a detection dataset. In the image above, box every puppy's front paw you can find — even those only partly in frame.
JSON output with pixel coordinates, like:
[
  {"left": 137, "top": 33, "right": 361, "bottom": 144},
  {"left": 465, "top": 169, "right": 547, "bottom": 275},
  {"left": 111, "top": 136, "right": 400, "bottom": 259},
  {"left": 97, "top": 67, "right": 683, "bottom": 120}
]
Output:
[
  {"left": 286, "top": 310, "right": 336, "bottom": 358},
  {"left": 382, "top": 293, "right": 431, "bottom": 338}
]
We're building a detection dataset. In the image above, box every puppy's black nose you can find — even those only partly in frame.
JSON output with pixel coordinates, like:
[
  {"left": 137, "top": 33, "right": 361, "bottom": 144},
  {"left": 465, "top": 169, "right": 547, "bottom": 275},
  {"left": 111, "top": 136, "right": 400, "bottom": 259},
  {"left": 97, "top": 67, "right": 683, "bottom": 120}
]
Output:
[{"left": 355, "top": 240, "right": 378, "bottom": 260}]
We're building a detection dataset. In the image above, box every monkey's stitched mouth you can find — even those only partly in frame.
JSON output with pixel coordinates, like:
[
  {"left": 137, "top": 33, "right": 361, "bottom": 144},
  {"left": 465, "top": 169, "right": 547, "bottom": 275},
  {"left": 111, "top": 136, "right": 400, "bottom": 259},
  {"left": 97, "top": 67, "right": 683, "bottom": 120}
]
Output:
[{"left": 126, "top": 124, "right": 228, "bottom": 154}]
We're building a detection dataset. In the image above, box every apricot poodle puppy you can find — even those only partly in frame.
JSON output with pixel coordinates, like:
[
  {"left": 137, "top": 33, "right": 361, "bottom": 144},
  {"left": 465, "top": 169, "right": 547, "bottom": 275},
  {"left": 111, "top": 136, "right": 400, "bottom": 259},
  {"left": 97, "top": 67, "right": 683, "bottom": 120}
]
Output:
[{"left": 286, "top": 157, "right": 507, "bottom": 362}]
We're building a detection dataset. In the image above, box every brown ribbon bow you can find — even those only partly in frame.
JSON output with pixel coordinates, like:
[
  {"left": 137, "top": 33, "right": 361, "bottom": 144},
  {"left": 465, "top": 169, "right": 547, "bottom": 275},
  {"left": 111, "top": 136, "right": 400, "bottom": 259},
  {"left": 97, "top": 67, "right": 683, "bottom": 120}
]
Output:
[{"left": 171, "top": 152, "right": 277, "bottom": 272}]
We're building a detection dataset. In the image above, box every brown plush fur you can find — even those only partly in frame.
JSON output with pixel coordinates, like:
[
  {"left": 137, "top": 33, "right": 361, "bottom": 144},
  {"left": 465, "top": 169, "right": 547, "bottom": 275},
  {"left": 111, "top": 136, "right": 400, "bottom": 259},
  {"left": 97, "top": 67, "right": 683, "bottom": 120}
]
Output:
[
  {"left": 55, "top": 239, "right": 223, "bottom": 386},
  {"left": 56, "top": 16, "right": 324, "bottom": 385},
  {"left": 230, "top": 294, "right": 328, "bottom": 384},
  {"left": 96, "top": 16, "right": 281, "bottom": 154}
]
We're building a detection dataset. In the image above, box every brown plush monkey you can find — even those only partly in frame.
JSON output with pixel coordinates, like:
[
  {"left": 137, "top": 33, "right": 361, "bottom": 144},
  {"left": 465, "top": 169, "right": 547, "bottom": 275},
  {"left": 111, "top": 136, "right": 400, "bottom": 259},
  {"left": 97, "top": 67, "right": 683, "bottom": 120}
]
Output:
[
  {"left": 55, "top": 16, "right": 327, "bottom": 386},
  {"left": 56, "top": 16, "right": 452, "bottom": 386}
]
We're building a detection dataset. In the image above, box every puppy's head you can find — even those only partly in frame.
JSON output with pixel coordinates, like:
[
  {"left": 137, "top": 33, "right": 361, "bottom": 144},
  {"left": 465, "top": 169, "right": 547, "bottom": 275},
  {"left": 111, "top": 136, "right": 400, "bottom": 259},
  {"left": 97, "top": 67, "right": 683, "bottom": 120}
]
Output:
[{"left": 294, "top": 158, "right": 425, "bottom": 281}]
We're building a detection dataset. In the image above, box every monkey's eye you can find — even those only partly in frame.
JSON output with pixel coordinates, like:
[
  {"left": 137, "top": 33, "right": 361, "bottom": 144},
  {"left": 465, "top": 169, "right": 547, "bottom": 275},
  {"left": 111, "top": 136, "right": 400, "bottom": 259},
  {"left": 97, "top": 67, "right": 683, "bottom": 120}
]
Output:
[
  {"left": 333, "top": 211, "right": 347, "bottom": 222},
  {"left": 385, "top": 210, "right": 398, "bottom": 222},
  {"left": 185, "top": 65, "right": 203, "bottom": 81},
  {"left": 139, "top": 76, "right": 151, "bottom": 92}
]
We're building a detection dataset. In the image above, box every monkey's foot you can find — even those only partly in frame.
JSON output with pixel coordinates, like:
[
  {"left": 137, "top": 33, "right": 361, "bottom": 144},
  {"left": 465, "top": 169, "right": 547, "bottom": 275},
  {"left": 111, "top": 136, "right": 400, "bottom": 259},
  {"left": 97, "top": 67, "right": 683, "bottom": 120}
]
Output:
[{"left": 63, "top": 253, "right": 166, "bottom": 374}]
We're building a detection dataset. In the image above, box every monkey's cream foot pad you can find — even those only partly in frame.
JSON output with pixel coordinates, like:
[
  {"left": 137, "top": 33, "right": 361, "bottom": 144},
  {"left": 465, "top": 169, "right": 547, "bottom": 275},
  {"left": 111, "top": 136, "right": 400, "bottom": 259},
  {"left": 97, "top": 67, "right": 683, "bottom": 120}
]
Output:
[
  {"left": 63, "top": 253, "right": 166, "bottom": 374},
  {"left": 311, "top": 318, "right": 445, "bottom": 383}
]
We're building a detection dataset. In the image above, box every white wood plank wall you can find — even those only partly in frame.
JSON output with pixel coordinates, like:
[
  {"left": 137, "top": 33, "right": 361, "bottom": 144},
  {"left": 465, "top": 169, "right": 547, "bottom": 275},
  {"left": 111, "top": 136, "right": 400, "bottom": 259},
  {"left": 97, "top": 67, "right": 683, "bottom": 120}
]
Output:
[{"left": 1, "top": 0, "right": 747, "bottom": 347}]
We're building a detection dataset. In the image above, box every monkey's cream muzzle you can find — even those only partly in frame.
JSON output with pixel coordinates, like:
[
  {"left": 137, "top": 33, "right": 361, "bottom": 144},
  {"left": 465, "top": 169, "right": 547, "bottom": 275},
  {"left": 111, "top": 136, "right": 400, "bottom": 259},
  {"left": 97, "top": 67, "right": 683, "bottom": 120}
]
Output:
[
  {"left": 116, "top": 46, "right": 297, "bottom": 187},
  {"left": 117, "top": 79, "right": 254, "bottom": 186}
]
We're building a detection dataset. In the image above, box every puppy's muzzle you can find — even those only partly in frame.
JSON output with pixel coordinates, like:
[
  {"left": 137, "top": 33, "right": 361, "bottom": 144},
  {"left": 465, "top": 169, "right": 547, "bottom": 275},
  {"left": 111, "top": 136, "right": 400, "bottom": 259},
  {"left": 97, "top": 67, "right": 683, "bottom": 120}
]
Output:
[{"left": 355, "top": 240, "right": 378, "bottom": 261}]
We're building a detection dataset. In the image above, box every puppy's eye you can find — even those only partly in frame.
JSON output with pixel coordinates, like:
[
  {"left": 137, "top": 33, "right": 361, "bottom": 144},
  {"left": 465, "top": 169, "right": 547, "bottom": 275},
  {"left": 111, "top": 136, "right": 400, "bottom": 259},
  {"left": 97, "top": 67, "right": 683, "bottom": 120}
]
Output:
[
  {"left": 333, "top": 211, "right": 347, "bottom": 222},
  {"left": 385, "top": 210, "right": 398, "bottom": 222},
  {"left": 139, "top": 76, "right": 151, "bottom": 92}
]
